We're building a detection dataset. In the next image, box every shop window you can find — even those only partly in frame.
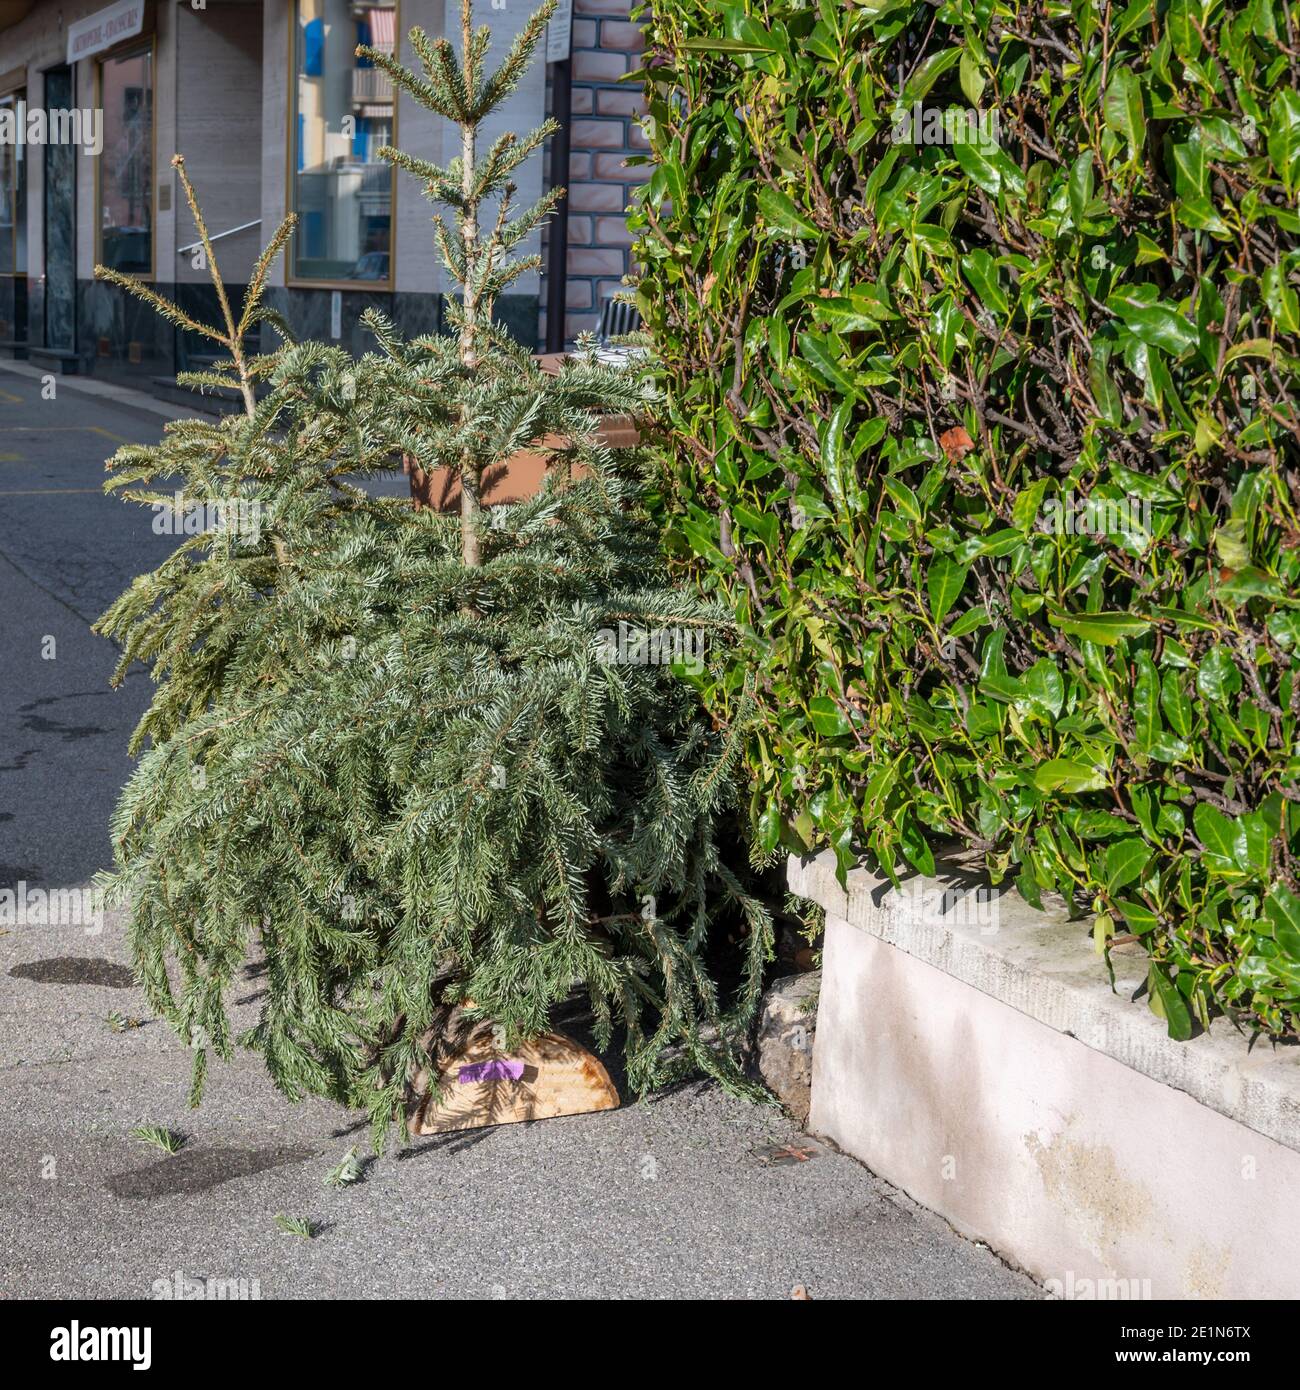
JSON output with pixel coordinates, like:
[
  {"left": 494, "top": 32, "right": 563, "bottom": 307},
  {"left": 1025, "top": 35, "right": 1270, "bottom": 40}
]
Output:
[
  {"left": 0, "top": 89, "right": 27, "bottom": 276},
  {"left": 97, "top": 48, "right": 153, "bottom": 276}
]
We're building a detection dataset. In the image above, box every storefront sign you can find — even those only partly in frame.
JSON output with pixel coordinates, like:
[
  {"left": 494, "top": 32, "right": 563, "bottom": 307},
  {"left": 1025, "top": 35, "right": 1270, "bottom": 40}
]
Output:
[{"left": 66, "top": 0, "right": 145, "bottom": 65}]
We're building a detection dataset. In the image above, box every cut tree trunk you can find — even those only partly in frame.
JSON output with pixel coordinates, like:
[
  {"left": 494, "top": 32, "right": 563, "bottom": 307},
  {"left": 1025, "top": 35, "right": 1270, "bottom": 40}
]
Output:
[{"left": 407, "top": 1016, "right": 620, "bottom": 1135}]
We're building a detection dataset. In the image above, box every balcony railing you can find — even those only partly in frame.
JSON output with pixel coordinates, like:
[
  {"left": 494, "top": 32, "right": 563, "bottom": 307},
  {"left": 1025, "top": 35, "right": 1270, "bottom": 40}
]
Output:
[{"left": 352, "top": 67, "right": 393, "bottom": 109}]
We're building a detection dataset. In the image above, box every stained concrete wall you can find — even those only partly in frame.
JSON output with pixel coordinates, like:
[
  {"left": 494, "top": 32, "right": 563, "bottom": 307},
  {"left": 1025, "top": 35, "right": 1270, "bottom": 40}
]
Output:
[{"left": 790, "top": 850, "right": 1300, "bottom": 1300}]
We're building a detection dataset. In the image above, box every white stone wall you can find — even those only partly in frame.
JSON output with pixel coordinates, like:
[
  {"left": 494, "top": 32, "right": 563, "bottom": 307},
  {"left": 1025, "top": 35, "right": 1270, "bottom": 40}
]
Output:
[{"left": 792, "top": 849, "right": 1300, "bottom": 1298}]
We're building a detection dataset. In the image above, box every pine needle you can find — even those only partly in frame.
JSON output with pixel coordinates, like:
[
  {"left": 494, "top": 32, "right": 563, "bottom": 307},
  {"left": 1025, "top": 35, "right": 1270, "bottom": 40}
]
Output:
[
  {"left": 130, "top": 1125, "right": 185, "bottom": 1154},
  {"left": 322, "top": 1146, "right": 364, "bottom": 1189},
  {"left": 274, "top": 1214, "right": 318, "bottom": 1239}
]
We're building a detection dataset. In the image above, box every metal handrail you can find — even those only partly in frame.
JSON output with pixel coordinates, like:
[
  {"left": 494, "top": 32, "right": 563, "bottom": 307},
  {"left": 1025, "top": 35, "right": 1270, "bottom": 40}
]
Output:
[{"left": 176, "top": 219, "right": 262, "bottom": 256}]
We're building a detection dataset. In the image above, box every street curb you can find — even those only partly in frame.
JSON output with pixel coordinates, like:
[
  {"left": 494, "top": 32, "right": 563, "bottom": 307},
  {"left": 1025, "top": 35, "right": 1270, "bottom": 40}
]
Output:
[{"left": 0, "top": 359, "right": 219, "bottom": 427}]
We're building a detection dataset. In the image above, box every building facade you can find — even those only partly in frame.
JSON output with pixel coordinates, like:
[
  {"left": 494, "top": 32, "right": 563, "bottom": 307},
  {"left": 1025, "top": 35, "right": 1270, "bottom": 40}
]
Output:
[
  {"left": 539, "top": 0, "right": 643, "bottom": 347},
  {"left": 0, "top": 0, "right": 642, "bottom": 383}
]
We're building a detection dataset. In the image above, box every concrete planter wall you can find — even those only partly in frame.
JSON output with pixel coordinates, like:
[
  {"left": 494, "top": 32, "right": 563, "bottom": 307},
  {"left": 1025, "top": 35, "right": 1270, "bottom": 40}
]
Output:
[{"left": 789, "top": 850, "right": 1300, "bottom": 1299}]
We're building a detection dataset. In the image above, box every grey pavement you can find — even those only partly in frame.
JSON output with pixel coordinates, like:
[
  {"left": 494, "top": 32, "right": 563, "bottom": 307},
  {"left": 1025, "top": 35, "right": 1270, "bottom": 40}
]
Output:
[
  {"left": 0, "top": 364, "right": 1039, "bottom": 1300},
  {"left": 0, "top": 365, "right": 177, "bottom": 890}
]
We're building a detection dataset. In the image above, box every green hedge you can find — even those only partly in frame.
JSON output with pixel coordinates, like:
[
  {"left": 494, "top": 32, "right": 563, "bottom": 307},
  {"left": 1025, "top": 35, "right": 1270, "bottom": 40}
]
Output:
[{"left": 631, "top": 0, "right": 1300, "bottom": 1040}]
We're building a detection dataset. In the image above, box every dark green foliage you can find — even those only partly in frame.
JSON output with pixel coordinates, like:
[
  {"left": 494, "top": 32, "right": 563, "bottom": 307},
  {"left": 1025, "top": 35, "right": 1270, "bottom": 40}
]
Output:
[
  {"left": 95, "top": 0, "right": 771, "bottom": 1145},
  {"left": 632, "top": 0, "right": 1300, "bottom": 1039}
]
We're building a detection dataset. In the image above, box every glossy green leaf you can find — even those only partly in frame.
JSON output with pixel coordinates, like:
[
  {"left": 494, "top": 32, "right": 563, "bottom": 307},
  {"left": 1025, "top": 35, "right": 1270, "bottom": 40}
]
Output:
[
  {"left": 1105, "top": 838, "right": 1152, "bottom": 893},
  {"left": 1103, "top": 68, "right": 1147, "bottom": 156},
  {"left": 927, "top": 555, "right": 968, "bottom": 622},
  {"left": 756, "top": 184, "right": 820, "bottom": 240},
  {"left": 1034, "top": 760, "right": 1108, "bottom": 793},
  {"left": 1048, "top": 611, "right": 1151, "bottom": 645},
  {"left": 1265, "top": 885, "right": 1300, "bottom": 961},
  {"left": 1194, "top": 803, "right": 1241, "bottom": 877},
  {"left": 1148, "top": 964, "right": 1193, "bottom": 1040}
]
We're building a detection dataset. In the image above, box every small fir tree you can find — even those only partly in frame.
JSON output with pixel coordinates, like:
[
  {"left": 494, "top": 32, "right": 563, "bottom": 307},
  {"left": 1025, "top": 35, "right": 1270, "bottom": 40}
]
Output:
[
  {"left": 354, "top": 0, "right": 651, "bottom": 567},
  {"left": 95, "top": 0, "right": 771, "bottom": 1147}
]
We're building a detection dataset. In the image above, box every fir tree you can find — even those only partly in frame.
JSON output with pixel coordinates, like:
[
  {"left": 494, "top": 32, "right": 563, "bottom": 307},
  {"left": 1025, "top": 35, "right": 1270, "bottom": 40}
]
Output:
[
  {"left": 95, "top": 0, "right": 772, "bottom": 1148},
  {"left": 355, "top": 0, "right": 648, "bottom": 568}
]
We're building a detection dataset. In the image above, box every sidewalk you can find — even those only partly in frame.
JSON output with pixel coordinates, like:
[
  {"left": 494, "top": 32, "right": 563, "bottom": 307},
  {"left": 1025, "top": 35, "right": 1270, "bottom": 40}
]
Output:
[
  {"left": 0, "top": 357, "right": 211, "bottom": 427},
  {"left": 0, "top": 909, "right": 1039, "bottom": 1299}
]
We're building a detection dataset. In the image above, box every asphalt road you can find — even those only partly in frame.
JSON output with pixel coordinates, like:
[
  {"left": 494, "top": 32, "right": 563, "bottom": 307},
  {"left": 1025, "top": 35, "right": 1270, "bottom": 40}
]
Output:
[
  {"left": 0, "top": 368, "right": 175, "bottom": 891},
  {"left": 0, "top": 364, "right": 1039, "bottom": 1300}
]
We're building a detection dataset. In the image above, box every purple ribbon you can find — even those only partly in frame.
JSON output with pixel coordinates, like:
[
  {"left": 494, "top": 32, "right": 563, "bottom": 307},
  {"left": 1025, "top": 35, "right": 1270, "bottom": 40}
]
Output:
[{"left": 458, "top": 1058, "right": 525, "bottom": 1084}]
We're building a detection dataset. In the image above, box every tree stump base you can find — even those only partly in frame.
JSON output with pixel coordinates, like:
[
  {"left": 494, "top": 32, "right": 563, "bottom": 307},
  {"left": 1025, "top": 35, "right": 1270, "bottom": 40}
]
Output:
[{"left": 407, "top": 1020, "right": 620, "bottom": 1135}]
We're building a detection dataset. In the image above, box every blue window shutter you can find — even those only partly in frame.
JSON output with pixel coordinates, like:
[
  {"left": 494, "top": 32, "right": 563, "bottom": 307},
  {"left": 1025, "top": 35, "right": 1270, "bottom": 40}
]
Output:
[{"left": 303, "top": 17, "right": 324, "bottom": 78}]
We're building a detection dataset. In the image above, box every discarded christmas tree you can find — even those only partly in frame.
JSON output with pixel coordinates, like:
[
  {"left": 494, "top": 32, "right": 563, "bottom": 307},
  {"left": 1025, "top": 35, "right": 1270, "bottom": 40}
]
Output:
[{"left": 95, "top": 0, "right": 771, "bottom": 1147}]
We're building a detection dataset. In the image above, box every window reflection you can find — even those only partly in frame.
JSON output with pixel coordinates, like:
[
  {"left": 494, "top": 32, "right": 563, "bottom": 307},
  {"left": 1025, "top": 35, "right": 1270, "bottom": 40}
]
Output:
[
  {"left": 98, "top": 49, "right": 153, "bottom": 275},
  {"left": 292, "top": 0, "right": 396, "bottom": 283},
  {"left": 0, "top": 90, "right": 27, "bottom": 275}
]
